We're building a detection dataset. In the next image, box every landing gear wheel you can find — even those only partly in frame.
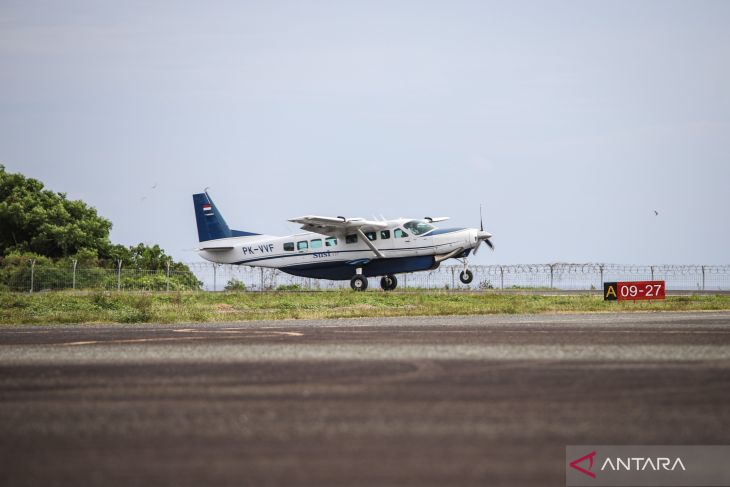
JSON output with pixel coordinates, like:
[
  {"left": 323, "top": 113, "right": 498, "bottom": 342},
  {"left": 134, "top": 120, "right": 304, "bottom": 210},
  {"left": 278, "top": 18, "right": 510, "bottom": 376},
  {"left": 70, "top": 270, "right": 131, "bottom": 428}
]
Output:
[
  {"left": 459, "top": 269, "right": 474, "bottom": 284},
  {"left": 350, "top": 275, "right": 368, "bottom": 291},
  {"left": 380, "top": 274, "right": 398, "bottom": 291}
]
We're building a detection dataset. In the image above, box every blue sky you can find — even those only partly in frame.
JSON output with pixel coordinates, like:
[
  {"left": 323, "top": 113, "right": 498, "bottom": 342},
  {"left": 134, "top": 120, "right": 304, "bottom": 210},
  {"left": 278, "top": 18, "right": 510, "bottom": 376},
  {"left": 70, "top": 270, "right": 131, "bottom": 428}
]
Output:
[{"left": 2, "top": 0, "right": 729, "bottom": 264}]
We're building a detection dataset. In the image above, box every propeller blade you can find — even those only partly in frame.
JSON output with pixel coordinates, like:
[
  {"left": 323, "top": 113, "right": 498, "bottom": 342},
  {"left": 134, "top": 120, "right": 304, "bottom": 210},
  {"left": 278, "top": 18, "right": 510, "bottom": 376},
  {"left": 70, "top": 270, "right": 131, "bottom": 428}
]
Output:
[
  {"left": 474, "top": 237, "right": 494, "bottom": 255},
  {"left": 475, "top": 205, "right": 494, "bottom": 254}
]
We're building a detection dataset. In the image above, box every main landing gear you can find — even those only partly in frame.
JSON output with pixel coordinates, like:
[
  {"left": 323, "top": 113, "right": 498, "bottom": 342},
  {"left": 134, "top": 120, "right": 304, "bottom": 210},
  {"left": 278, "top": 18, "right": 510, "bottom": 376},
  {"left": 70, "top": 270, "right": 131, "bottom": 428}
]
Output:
[
  {"left": 380, "top": 274, "right": 398, "bottom": 291},
  {"left": 350, "top": 275, "right": 368, "bottom": 291},
  {"left": 350, "top": 273, "right": 399, "bottom": 291}
]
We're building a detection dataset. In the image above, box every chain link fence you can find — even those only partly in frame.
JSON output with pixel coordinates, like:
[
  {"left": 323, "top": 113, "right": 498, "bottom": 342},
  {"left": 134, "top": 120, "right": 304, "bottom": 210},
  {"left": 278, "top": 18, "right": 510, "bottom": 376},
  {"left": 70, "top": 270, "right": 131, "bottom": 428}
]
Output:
[{"left": 2, "top": 262, "right": 729, "bottom": 292}]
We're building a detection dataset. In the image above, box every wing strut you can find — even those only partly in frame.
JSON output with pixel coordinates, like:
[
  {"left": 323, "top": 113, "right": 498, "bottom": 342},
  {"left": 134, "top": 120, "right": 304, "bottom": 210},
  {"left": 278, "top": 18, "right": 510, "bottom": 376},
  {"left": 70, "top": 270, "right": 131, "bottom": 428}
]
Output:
[{"left": 356, "top": 228, "right": 385, "bottom": 259}]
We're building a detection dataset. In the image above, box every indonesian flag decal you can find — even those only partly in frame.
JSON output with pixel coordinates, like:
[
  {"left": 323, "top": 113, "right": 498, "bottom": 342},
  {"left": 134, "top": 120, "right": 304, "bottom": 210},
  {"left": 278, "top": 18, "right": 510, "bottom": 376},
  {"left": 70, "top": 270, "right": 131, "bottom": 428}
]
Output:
[{"left": 202, "top": 203, "right": 213, "bottom": 215}]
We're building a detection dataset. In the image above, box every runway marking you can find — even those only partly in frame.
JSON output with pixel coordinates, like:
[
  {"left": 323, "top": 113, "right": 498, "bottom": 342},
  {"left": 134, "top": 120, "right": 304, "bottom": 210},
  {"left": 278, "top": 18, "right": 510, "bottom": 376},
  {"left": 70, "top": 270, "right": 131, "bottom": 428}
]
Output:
[
  {"left": 60, "top": 331, "right": 303, "bottom": 346},
  {"left": 173, "top": 329, "right": 303, "bottom": 336},
  {"left": 62, "top": 337, "right": 209, "bottom": 346}
]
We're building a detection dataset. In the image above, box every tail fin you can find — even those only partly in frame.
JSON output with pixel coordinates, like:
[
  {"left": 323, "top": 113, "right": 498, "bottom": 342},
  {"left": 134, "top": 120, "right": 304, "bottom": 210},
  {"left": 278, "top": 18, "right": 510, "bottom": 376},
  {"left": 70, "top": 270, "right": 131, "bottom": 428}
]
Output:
[{"left": 192, "top": 192, "right": 259, "bottom": 242}]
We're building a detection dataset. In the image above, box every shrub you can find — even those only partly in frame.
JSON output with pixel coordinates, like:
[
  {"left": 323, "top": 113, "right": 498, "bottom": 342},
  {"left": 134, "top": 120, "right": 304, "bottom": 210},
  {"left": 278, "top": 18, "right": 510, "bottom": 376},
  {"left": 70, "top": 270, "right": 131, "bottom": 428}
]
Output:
[
  {"left": 224, "top": 278, "right": 247, "bottom": 291},
  {"left": 276, "top": 284, "right": 302, "bottom": 291}
]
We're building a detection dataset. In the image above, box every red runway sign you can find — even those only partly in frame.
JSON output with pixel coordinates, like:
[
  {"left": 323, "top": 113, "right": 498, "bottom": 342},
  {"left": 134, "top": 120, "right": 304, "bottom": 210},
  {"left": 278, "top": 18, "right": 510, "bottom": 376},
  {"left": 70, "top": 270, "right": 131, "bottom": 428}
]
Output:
[{"left": 604, "top": 281, "right": 665, "bottom": 301}]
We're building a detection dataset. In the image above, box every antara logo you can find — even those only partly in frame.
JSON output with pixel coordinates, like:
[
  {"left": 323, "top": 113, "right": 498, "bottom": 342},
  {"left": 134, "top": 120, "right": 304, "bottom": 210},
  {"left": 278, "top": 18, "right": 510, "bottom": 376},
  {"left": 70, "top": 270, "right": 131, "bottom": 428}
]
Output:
[
  {"left": 569, "top": 451, "right": 686, "bottom": 478},
  {"left": 570, "top": 451, "right": 597, "bottom": 478}
]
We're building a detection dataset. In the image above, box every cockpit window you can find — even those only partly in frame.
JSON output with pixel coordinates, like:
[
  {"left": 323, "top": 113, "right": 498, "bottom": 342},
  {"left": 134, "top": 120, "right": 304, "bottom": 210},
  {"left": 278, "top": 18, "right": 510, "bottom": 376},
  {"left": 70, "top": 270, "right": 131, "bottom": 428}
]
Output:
[{"left": 404, "top": 220, "right": 435, "bottom": 236}]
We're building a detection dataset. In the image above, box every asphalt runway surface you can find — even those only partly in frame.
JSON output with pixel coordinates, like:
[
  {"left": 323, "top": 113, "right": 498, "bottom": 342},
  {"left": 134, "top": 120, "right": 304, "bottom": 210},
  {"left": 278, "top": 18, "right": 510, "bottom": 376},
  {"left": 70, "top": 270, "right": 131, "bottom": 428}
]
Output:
[{"left": 1, "top": 312, "right": 729, "bottom": 487}]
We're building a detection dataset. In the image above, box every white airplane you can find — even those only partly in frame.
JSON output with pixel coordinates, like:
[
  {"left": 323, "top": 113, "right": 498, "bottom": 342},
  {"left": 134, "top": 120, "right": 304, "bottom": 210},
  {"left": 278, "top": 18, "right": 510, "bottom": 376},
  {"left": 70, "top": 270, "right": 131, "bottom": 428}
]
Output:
[{"left": 192, "top": 191, "right": 494, "bottom": 291}]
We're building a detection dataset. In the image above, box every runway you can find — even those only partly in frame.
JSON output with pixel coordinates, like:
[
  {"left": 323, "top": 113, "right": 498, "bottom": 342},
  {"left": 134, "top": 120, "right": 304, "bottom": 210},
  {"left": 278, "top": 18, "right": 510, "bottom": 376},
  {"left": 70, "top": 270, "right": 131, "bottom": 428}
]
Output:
[{"left": 1, "top": 312, "right": 729, "bottom": 486}]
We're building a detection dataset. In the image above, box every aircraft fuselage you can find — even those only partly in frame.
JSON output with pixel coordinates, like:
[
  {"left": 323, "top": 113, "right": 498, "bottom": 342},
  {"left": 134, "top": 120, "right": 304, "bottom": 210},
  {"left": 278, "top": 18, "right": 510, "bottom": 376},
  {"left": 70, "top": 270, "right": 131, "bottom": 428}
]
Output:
[{"left": 199, "top": 221, "right": 477, "bottom": 280}]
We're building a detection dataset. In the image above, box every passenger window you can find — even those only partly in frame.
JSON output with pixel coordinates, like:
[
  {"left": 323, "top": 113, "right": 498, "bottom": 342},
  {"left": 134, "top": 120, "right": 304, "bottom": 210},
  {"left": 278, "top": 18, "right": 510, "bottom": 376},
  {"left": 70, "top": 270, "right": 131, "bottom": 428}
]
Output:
[
  {"left": 365, "top": 231, "right": 376, "bottom": 241},
  {"left": 380, "top": 230, "right": 390, "bottom": 240},
  {"left": 310, "top": 239, "right": 322, "bottom": 249},
  {"left": 325, "top": 237, "right": 338, "bottom": 247},
  {"left": 345, "top": 234, "right": 358, "bottom": 244},
  {"left": 283, "top": 242, "right": 294, "bottom": 251},
  {"left": 297, "top": 241, "right": 308, "bottom": 250},
  {"left": 394, "top": 228, "right": 408, "bottom": 238}
]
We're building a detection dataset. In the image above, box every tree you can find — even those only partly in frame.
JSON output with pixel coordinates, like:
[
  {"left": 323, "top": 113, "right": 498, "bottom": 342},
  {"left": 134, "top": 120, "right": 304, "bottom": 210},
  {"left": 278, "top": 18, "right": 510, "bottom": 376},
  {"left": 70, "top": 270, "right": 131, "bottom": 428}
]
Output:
[
  {"left": 0, "top": 166, "right": 202, "bottom": 291},
  {"left": 0, "top": 165, "right": 112, "bottom": 258}
]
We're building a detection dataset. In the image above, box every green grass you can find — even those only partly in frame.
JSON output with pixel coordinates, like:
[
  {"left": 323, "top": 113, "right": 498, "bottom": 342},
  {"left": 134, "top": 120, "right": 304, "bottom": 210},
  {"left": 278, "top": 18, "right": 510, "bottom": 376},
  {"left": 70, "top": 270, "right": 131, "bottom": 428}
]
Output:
[{"left": 1, "top": 290, "right": 730, "bottom": 325}]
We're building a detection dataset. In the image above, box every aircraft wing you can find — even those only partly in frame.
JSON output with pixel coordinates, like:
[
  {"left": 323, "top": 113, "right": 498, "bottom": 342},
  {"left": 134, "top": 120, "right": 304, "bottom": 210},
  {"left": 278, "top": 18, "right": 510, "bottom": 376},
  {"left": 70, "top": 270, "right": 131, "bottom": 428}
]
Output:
[{"left": 288, "top": 215, "right": 388, "bottom": 234}]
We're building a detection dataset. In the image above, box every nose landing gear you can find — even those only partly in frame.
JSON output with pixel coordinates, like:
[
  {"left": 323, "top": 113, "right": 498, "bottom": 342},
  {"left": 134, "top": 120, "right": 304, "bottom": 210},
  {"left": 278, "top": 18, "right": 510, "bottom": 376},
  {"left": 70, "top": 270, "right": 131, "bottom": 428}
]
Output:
[
  {"left": 459, "top": 269, "right": 473, "bottom": 284},
  {"left": 458, "top": 258, "right": 474, "bottom": 284}
]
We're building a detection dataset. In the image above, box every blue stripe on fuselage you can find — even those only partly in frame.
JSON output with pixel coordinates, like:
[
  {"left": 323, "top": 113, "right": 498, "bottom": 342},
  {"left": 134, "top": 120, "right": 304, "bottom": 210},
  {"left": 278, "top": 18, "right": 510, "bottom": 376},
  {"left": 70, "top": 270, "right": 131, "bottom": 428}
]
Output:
[{"left": 279, "top": 256, "right": 436, "bottom": 280}]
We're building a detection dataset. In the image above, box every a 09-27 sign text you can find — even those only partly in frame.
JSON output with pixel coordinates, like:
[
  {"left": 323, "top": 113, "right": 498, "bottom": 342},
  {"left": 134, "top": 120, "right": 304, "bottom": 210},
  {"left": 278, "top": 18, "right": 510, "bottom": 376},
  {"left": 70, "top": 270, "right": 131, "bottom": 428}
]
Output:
[{"left": 604, "top": 281, "right": 666, "bottom": 301}]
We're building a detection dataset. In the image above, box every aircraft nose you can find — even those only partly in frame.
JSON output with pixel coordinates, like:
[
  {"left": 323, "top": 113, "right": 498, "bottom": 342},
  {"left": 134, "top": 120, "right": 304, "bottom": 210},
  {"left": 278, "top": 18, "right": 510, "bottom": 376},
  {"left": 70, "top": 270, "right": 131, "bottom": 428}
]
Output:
[{"left": 478, "top": 230, "right": 492, "bottom": 239}]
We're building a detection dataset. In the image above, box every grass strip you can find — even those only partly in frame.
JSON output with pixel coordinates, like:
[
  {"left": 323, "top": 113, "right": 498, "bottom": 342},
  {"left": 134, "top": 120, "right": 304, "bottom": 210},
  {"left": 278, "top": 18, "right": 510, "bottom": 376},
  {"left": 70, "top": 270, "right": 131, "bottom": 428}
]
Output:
[{"left": 1, "top": 291, "right": 730, "bottom": 325}]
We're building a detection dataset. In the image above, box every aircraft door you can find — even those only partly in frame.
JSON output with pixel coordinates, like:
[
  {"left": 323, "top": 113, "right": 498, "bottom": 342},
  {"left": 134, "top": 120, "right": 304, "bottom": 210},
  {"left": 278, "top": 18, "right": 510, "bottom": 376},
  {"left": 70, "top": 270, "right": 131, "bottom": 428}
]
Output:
[{"left": 414, "top": 233, "right": 434, "bottom": 256}]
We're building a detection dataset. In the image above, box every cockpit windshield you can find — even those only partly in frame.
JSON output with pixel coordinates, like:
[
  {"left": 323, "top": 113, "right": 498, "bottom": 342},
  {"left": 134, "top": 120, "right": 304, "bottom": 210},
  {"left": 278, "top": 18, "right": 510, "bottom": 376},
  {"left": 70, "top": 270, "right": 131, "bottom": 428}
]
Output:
[{"left": 404, "top": 220, "right": 435, "bottom": 236}]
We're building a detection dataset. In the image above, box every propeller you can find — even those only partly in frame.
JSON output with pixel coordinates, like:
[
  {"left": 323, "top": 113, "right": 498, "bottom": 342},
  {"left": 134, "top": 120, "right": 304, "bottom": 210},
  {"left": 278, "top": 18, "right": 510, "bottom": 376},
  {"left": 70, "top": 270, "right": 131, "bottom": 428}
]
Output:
[{"left": 474, "top": 204, "right": 494, "bottom": 254}]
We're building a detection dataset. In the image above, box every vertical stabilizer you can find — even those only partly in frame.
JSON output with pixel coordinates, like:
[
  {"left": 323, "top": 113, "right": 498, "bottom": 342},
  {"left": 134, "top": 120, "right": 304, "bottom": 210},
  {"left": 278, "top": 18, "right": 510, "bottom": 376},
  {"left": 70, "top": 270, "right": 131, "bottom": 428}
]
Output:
[
  {"left": 192, "top": 192, "right": 260, "bottom": 242},
  {"left": 192, "top": 192, "right": 233, "bottom": 242}
]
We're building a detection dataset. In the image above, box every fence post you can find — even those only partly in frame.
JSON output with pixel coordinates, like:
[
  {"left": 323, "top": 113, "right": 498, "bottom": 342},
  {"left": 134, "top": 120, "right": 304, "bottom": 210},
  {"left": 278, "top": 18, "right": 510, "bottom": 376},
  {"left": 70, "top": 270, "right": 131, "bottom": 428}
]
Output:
[
  {"left": 29, "top": 259, "right": 35, "bottom": 293},
  {"left": 451, "top": 267, "right": 455, "bottom": 289},
  {"left": 549, "top": 264, "right": 554, "bottom": 289},
  {"left": 72, "top": 259, "right": 78, "bottom": 290},
  {"left": 702, "top": 265, "right": 705, "bottom": 291},
  {"left": 260, "top": 267, "right": 264, "bottom": 292},
  {"left": 166, "top": 261, "right": 171, "bottom": 292},
  {"left": 117, "top": 260, "right": 122, "bottom": 291},
  {"left": 651, "top": 266, "right": 654, "bottom": 281},
  {"left": 599, "top": 264, "right": 604, "bottom": 289},
  {"left": 213, "top": 263, "right": 217, "bottom": 292}
]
